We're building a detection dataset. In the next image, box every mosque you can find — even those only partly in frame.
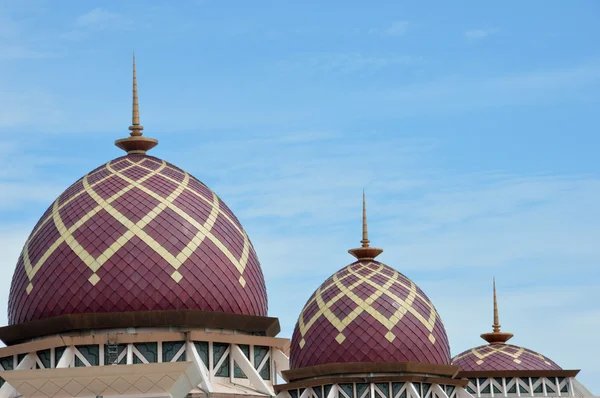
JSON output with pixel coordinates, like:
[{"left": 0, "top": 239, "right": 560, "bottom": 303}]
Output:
[{"left": 0, "top": 59, "right": 595, "bottom": 398}]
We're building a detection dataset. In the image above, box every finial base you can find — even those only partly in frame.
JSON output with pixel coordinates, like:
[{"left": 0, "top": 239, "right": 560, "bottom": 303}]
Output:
[
  {"left": 115, "top": 136, "right": 158, "bottom": 154},
  {"left": 481, "top": 332, "right": 514, "bottom": 345},
  {"left": 348, "top": 247, "right": 383, "bottom": 261}
]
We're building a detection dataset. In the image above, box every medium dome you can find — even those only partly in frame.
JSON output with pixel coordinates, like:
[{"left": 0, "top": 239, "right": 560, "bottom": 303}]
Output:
[
  {"left": 290, "top": 259, "right": 451, "bottom": 368},
  {"left": 8, "top": 153, "right": 268, "bottom": 325}
]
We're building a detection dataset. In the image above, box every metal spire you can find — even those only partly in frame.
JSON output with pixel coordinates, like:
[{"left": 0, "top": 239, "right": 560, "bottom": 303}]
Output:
[
  {"left": 129, "top": 52, "right": 143, "bottom": 136},
  {"left": 348, "top": 191, "right": 383, "bottom": 261},
  {"left": 480, "top": 278, "right": 514, "bottom": 344},
  {"left": 361, "top": 190, "right": 370, "bottom": 248},
  {"left": 493, "top": 277, "right": 500, "bottom": 333},
  {"left": 115, "top": 53, "right": 158, "bottom": 154}
]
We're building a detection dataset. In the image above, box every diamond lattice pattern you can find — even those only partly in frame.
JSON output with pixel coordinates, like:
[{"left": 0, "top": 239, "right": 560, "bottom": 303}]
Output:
[
  {"left": 452, "top": 343, "right": 562, "bottom": 371},
  {"left": 8, "top": 154, "right": 268, "bottom": 325},
  {"left": 290, "top": 260, "right": 451, "bottom": 368}
]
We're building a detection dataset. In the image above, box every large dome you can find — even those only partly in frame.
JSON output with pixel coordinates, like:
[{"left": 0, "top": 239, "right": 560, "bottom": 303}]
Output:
[
  {"left": 8, "top": 153, "right": 268, "bottom": 325},
  {"left": 452, "top": 343, "right": 561, "bottom": 372},
  {"left": 290, "top": 259, "right": 451, "bottom": 368}
]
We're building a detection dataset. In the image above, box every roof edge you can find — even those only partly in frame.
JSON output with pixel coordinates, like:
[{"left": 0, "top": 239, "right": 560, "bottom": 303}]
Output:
[
  {"left": 0, "top": 309, "right": 280, "bottom": 345},
  {"left": 283, "top": 362, "right": 460, "bottom": 383},
  {"left": 457, "top": 369, "right": 580, "bottom": 378}
]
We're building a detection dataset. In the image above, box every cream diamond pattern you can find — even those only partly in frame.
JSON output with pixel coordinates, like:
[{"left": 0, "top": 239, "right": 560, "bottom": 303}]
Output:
[
  {"left": 298, "top": 261, "right": 441, "bottom": 348},
  {"left": 20, "top": 156, "right": 253, "bottom": 294}
]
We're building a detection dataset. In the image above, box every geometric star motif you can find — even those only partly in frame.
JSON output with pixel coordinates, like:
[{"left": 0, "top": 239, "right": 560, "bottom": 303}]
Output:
[
  {"left": 297, "top": 261, "right": 441, "bottom": 348},
  {"left": 20, "top": 156, "right": 252, "bottom": 294}
]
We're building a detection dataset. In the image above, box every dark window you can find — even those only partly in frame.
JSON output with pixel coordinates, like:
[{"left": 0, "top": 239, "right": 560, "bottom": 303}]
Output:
[
  {"left": 315, "top": 385, "right": 323, "bottom": 398},
  {"left": 36, "top": 349, "right": 51, "bottom": 369},
  {"left": 519, "top": 378, "right": 530, "bottom": 394},
  {"left": 194, "top": 342, "right": 209, "bottom": 367},
  {"left": 213, "top": 343, "right": 230, "bottom": 377},
  {"left": 422, "top": 383, "right": 431, "bottom": 397},
  {"left": 376, "top": 383, "right": 389, "bottom": 398},
  {"left": 234, "top": 344, "right": 250, "bottom": 379},
  {"left": 0, "top": 356, "right": 14, "bottom": 371},
  {"left": 324, "top": 384, "right": 333, "bottom": 398},
  {"left": 75, "top": 345, "right": 99, "bottom": 367},
  {"left": 357, "top": 383, "right": 370, "bottom": 398},
  {"left": 339, "top": 383, "right": 353, "bottom": 398},
  {"left": 163, "top": 341, "right": 186, "bottom": 362}
]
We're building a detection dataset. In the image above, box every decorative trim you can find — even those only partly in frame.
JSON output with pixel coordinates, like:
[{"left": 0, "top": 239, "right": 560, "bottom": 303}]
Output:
[
  {"left": 0, "top": 309, "right": 280, "bottom": 345},
  {"left": 457, "top": 370, "right": 580, "bottom": 378},
  {"left": 283, "top": 362, "right": 460, "bottom": 382}
]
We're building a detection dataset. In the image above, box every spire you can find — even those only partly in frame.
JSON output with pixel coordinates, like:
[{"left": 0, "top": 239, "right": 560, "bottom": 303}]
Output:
[
  {"left": 115, "top": 53, "right": 158, "bottom": 154},
  {"left": 348, "top": 191, "right": 383, "bottom": 261},
  {"left": 480, "top": 278, "right": 514, "bottom": 344},
  {"left": 493, "top": 277, "right": 500, "bottom": 332},
  {"left": 129, "top": 52, "right": 143, "bottom": 137},
  {"left": 361, "top": 190, "right": 369, "bottom": 247}
]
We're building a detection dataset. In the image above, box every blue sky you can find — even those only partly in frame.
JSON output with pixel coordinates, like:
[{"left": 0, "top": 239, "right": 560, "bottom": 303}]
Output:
[{"left": 1, "top": 0, "right": 600, "bottom": 392}]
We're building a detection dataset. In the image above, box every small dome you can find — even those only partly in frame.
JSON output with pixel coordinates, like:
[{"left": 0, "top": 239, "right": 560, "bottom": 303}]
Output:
[
  {"left": 452, "top": 279, "right": 561, "bottom": 372},
  {"left": 290, "top": 259, "right": 451, "bottom": 368},
  {"left": 452, "top": 344, "right": 561, "bottom": 372},
  {"left": 8, "top": 153, "right": 268, "bottom": 325}
]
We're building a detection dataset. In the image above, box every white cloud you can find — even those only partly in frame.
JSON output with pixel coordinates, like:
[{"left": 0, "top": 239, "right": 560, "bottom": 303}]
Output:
[
  {"left": 0, "top": 224, "right": 33, "bottom": 331},
  {"left": 0, "top": 88, "right": 66, "bottom": 128},
  {"left": 370, "top": 20, "right": 410, "bottom": 37},
  {"left": 278, "top": 52, "right": 421, "bottom": 75},
  {"left": 356, "top": 60, "right": 600, "bottom": 117},
  {"left": 465, "top": 28, "right": 498, "bottom": 40},
  {"left": 75, "top": 8, "right": 131, "bottom": 30},
  {"left": 0, "top": 45, "right": 56, "bottom": 60},
  {"left": 0, "top": 12, "right": 20, "bottom": 38}
]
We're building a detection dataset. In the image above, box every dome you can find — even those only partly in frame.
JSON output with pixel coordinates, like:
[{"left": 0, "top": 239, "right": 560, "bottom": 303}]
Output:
[
  {"left": 452, "top": 279, "right": 561, "bottom": 372},
  {"left": 290, "top": 194, "right": 451, "bottom": 369},
  {"left": 290, "top": 259, "right": 451, "bottom": 368},
  {"left": 7, "top": 153, "right": 268, "bottom": 325},
  {"left": 452, "top": 343, "right": 561, "bottom": 372}
]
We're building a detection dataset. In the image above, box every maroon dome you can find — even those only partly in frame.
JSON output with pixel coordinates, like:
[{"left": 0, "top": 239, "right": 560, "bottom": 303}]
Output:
[
  {"left": 452, "top": 344, "right": 561, "bottom": 372},
  {"left": 290, "top": 260, "right": 451, "bottom": 368},
  {"left": 8, "top": 153, "right": 268, "bottom": 325}
]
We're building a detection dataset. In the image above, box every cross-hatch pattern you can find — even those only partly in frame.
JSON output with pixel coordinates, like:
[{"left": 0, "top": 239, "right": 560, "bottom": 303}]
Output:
[
  {"left": 20, "top": 156, "right": 252, "bottom": 295},
  {"left": 297, "top": 261, "right": 441, "bottom": 348},
  {"left": 453, "top": 345, "right": 552, "bottom": 366}
]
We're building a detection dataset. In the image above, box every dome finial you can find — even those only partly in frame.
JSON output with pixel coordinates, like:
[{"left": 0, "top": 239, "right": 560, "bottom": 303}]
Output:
[
  {"left": 492, "top": 277, "right": 500, "bottom": 332},
  {"left": 361, "top": 189, "right": 370, "bottom": 248},
  {"left": 129, "top": 51, "right": 143, "bottom": 137},
  {"left": 348, "top": 190, "right": 383, "bottom": 261},
  {"left": 480, "top": 278, "right": 514, "bottom": 344},
  {"left": 115, "top": 52, "right": 159, "bottom": 154}
]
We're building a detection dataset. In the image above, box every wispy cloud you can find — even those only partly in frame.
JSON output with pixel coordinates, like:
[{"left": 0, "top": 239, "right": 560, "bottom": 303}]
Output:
[
  {"left": 0, "top": 13, "right": 20, "bottom": 38},
  {"left": 0, "top": 89, "right": 65, "bottom": 129},
  {"left": 357, "top": 60, "right": 600, "bottom": 116},
  {"left": 370, "top": 20, "right": 410, "bottom": 36},
  {"left": 0, "top": 11, "right": 59, "bottom": 60},
  {"left": 75, "top": 8, "right": 132, "bottom": 30},
  {"left": 0, "top": 45, "right": 57, "bottom": 60},
  {"left": 278, "top": 52, "right": 421, "bottom": 75},
  {"left": 465, "top": 28, "right": 498, "bottom": 41}
]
